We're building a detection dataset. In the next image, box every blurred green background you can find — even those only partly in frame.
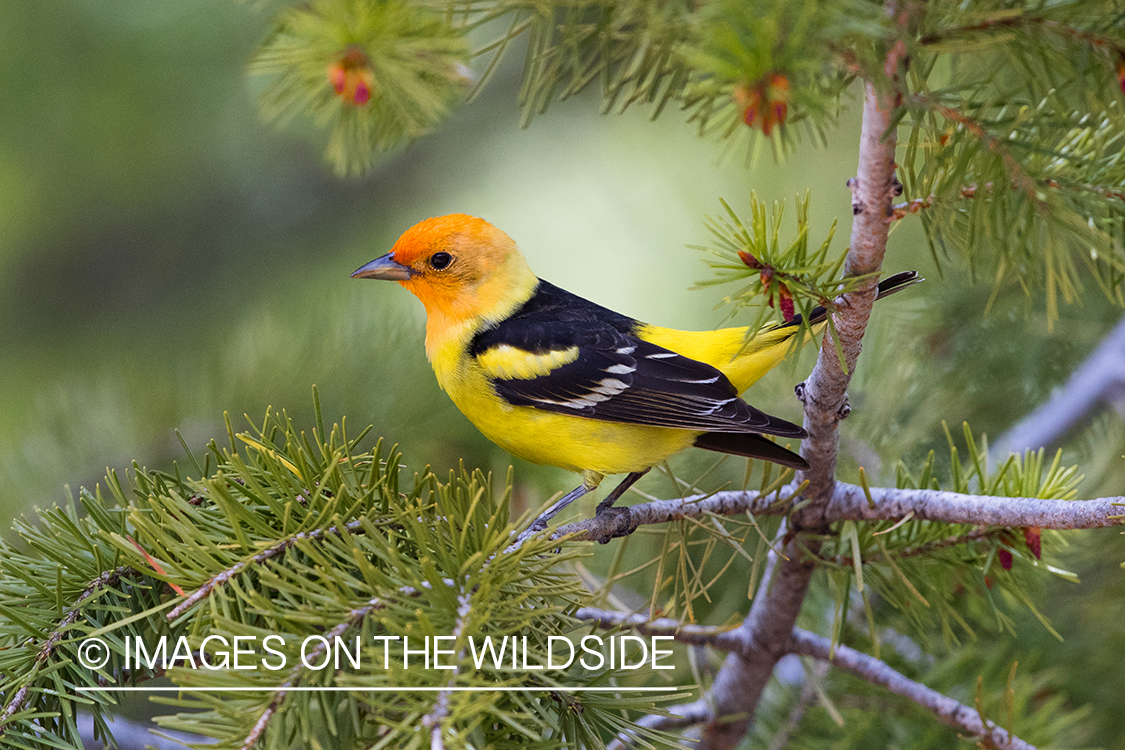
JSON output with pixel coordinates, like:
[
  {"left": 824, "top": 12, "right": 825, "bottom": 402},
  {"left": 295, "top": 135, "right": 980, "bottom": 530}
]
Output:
[{"left": 2, "top": 0, "right": 1124, "bottom": 744}]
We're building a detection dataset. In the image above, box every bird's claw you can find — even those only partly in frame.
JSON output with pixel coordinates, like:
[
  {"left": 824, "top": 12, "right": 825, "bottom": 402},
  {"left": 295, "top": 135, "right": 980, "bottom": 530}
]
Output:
[{"left": 594, "top": 506, "right": 638, "bottom": 544}]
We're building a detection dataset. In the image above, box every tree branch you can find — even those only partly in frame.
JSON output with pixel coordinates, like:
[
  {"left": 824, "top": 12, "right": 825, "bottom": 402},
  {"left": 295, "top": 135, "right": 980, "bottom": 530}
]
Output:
[
  {"left": 575, "top": 607, "right": 743, "bottom": 650},
  {"left": 990, "top": 313, "right": 1125, "bottom": 462},
  {"left": 578, "top": 608, "right": 1038, "bottom": 749},
  {"left": 698, "top": 19, "right": 909, "bottom": 745},
  {"left": 553, "top": 484, "right": 796, "bottom": 542},
  {"left": 550, "top": 481, "right": 1122, "bottom": 540},
  {"left": 824, "top": 483, "right": 1123, "bottom": 529},
  {"left": 789, "top": 628, "right": 1037, "bottom": 750}
]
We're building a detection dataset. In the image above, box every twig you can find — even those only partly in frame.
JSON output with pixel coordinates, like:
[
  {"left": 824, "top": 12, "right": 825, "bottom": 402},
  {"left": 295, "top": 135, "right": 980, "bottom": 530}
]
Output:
[
  {"left": 575, "top": 607, "right": 744, "bottom": 651},
  {"left": 823, "top": 483, "right": 1123, "bottom": 529},
  {"left": 239, "top": 593, "right": 389, "bottom": 750},
  {"left": 167, "top": 519, "right": 368, "bottom": 621},
  {"left": 553, "top": 485, "right": 795, "bottom": 542},
  {"left": 990, "top": 314, "right": 1125, "bottom": 463},
  {"left": 579, "top": 607, "right": 1038, "bottom": 749},
  {"left": 422, "top": 592, "right": 472, "bottom": 750},
  {"left": 891, "top": 195, "right": 934, "bottom": 220},
  {"left": 789, "top": 628, "right": 1037, "bottom": 750}
]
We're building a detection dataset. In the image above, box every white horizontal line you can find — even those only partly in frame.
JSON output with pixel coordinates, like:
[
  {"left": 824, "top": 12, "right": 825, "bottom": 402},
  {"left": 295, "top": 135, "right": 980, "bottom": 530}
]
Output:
[{"left": 75, "top": 686, "right": 685, "bottom": 693}]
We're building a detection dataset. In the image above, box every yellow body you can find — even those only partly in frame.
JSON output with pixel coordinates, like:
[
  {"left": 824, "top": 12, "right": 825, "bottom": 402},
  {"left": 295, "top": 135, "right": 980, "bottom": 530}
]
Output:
[
  {"left": 428, "top": 321, "right": 808, "bottom": 477},
  {"left": 356, "top": 214, "right": 813, "bottom": 486}
]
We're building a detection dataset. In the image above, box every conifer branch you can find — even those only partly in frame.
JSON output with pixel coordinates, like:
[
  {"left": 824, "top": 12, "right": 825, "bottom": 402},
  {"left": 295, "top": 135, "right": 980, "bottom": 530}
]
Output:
[
  {"left": 167, "top": 519, "right": 370, "bottom": 621},
  {"left": 824, "top": 483, "right": 1123, "bottom": 529},
  {"left": 918, "top": 16, "right": 1125, "bottom": 57},
  {"left": 789, "top": 628, "right": 1037, "bottom": 750},
  {"left": 912, "top": 93, "right": 1042, "bottom": 208},
  {"left": 239, "top": 593, "right": 391, "bottom": 750},
  {"left": 578, "top": 609, "right": 1038, "bottom": 749},
  {"left": 552, "top": 481, "right": 1122, "bottom": 540},
  {"left": 552, "top": 484, "right": 796, "bottom": 542},
  {"left": 0, "top": 566, "right": 142, "bottom": 731}
]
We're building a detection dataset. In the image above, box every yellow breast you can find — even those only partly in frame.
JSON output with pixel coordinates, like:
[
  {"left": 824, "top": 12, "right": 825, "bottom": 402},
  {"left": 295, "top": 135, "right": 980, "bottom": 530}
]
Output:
[{"left": 429, "top": 336, "right": 696, "bottom": 476}]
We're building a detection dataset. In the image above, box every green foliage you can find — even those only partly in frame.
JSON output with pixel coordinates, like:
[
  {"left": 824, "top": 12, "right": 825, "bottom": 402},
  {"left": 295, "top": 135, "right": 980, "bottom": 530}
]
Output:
[
  {"left": 251, "top": 0, "right": 471, "bottom": 175},
  {"left": 0, "top": 501, "right": 177, "bottom": 750},
  {"left": 680, "top": 0, "right": 884, "bottom": 151},
  {"left": 245, "top": 0, "right": 1125, "bottom": 313},
  {"left": 692, "top": 192, "right": 856, "bottom": 339},
  {"left": 464, "top": 0, "right": 697, "bottom": 125},
  {"left": 899, "top": 0, "right": 1125, "bottom": 321},
  {"left": 819, "top": 424, "right": 1083, "bottom": 654},
  {"left": 0, "top": 405, "right": 679, "bottom": 750}
]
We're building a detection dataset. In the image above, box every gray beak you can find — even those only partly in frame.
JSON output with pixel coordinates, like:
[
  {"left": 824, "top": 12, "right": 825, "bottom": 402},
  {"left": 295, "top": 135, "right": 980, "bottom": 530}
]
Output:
[{"left": 351, "top": 253, "right": 412, "bottom": 281}]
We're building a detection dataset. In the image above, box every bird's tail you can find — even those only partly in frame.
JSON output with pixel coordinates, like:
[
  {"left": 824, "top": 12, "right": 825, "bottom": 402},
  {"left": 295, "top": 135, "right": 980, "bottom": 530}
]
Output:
[
  {"left": 784, "top": 270, "right": 922, "bottom": 330},
  {"left": 693, "top": 431, "right": 809, "bottom": 469}
]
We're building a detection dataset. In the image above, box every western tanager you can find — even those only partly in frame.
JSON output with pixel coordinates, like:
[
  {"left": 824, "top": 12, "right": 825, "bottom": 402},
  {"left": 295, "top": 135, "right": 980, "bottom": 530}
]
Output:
[{"left": 353, "top": 214, "right": 916, "bottom": 524}]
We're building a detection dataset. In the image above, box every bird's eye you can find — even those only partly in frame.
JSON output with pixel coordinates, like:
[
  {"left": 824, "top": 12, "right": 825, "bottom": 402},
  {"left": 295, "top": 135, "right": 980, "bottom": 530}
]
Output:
[{"left": 429, "top": 252, "right": 453, "bottom": 270}]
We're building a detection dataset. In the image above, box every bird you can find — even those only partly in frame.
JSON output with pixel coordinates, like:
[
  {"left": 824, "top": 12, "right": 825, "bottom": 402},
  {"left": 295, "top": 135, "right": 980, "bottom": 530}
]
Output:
[{"left": 352, "top": 214, "right": 918, "bottom": 527}]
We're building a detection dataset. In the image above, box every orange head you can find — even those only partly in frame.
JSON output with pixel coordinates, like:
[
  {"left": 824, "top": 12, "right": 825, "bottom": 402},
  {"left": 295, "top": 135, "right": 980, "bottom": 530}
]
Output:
[{"left": 352, "top": 214, "right": 539, "bottom": 323}]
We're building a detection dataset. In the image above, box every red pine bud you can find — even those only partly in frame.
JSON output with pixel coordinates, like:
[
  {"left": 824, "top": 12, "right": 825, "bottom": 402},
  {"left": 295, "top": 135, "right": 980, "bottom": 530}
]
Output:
[
  {"left": 1023, "top": 526, "right": 1042, "bottom": 559},
  {"left": 779, "top": 284, "right": 795, "bottom": 322},
  {"left": 327, "top": 47, "right": 375, "bottom": 107},
  {"left": 329, "top": 66, "right": 348, "bottom": 94},
  {"left": 734, "top": 73, "right": 790, "bottom": 136},
  {"left": 353, "top": 80, "right": 372, "bottom": 105},
  {"left": 738, "top": 250, "right": 761, "bottom": 269}
]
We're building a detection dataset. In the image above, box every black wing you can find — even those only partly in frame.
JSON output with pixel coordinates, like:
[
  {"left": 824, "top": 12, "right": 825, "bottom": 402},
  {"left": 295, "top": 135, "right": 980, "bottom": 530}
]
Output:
[{"left": 470, "top": 281, "right": 807, "bottom": 438}]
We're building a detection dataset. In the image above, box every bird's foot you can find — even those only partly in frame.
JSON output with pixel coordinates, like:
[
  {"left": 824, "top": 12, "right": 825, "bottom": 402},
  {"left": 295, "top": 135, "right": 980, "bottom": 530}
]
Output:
[{"left": 593, "top": 506, "right": 639, "bottom": 544}]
